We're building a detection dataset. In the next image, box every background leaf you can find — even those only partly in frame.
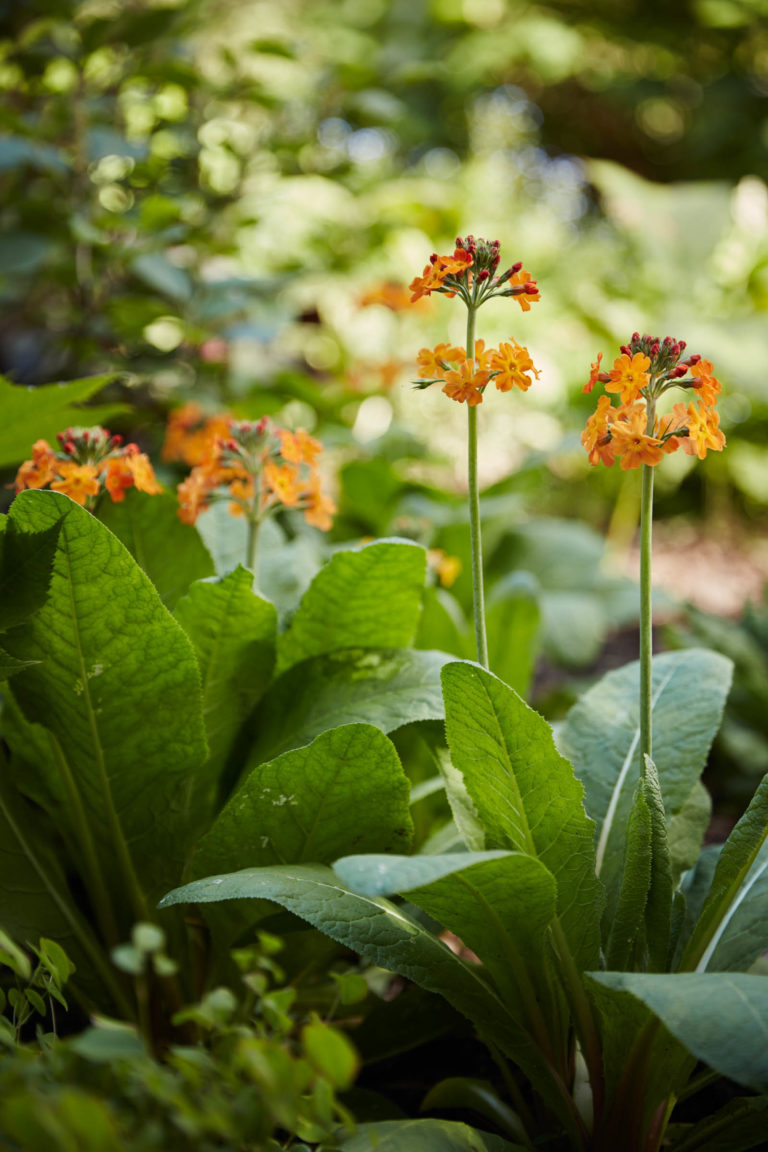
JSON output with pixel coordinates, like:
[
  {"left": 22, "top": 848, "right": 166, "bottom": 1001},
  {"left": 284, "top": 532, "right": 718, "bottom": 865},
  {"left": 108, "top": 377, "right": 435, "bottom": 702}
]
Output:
[
  {"left": 243, "top": 648, "right": 451, "bottom": 768},
  {"left": 335, "top": 1118, "right": 526, "bottom": 1151},
  {"left": 558, "top": 650, "right": 733, "bottom": 915},
  {"left": 275, "top": 540, "right": 427, "bottom": 674},
  {"left": 98, "top": 489, "right": 214, "bottom": 609},
  {"left": 0, "top": 376, "right": 127, "bottom": 468}
]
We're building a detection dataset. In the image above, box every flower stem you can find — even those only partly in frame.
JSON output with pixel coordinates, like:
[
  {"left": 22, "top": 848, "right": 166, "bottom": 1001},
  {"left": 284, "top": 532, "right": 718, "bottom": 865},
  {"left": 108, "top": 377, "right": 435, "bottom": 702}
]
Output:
[
  {"left": 466, "top": 304, "right": 489, "bottom": 669},
  {"left": 247, "top": 514, "right": 260, "bottom": 589},
  {"left": 639, "top": 398, "right": 656, "bottom": 765}
]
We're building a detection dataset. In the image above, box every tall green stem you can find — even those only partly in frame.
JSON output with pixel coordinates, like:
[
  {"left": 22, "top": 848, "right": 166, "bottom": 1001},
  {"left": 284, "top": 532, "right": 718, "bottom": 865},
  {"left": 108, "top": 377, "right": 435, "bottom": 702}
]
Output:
[
  {"left": 247, "top": 515, "right": 260, "bottom": 589},
  {"left": 466, "top": 303, "right": 488, "bottom": 668},
  {"left": 639, "top": 399, "right": 656, "bottom": 765}
]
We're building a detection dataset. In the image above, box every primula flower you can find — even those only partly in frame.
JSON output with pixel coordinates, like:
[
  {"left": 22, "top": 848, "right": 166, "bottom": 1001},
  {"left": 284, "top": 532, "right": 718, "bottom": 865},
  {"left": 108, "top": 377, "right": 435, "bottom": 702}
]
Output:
[
  {"left": 582, "top": 333, "right": 725, "bottom": 471},
  {"left": 14, "top": 427, "right": 162, "bottom": 508},
  {"left": 606, "top": 352, "right": 651, "bottom": 405},
  {"left": 442, "top": 360, "right": 489, "bottom": 405},
  {"left": 162, "top": 403, "right": 232, "bottom": 467},
  {"left": 490, "top": 339, "right": 541, "bottom": 393},
  {"left": 417, "top": 343, "right": 463, "bottom": 379},
  {"left": 173, "top": 414, "right": 335, "bottom": 533},
  {"left": 506, "top": 268, "right": 540, "bottom": 312}
]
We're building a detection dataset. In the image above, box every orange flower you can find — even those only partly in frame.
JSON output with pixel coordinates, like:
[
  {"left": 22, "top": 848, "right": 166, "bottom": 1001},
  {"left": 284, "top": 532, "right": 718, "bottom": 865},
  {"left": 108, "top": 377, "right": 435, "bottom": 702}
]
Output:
[
  {"left": 162, "top": 403, "right": 231, "bottom": 466},
  {"left": 581, "top": 395, "right": 616, "bottom": 467},
  {"left": 50, "top": 462, "right": 101, "bottom": 505},
  {"left": 279, "top": 428, "right": 322, "bottom": 467},
  {"left": 583, "top": 353, "right": 603, "bottom": 394},
  {"left": 442, "top": 361, "right": 489, "bottom": 405},
  {"left": 489, "top": 339, "right": 540, "bottom": 393},
  {"left": 359, "top": 281, "right": 419, "bottom": 311},
  {"left": 689, "top": 359, "right": 721, "bottom": 407},
  {"left": 263, "top": 460, "right": 302, "bottom": 508},
  {"left": 472, "top": 339, "right": 493, "bottom": 371},
  {"left": 304, "top": 477, "right": 337, "bottom": 531},
  {"left": 508, "top": 268, "right": 540, "bottom": 312},
  {"left": 427, "top": 548, "right": 462, "bottom": 588},
  {"left": 409, "top": 248, "right": 472, "bottom": 302},
  {"left": 655, "top": 402, "right": 689, "bottom": 454},
  {"left": 177, "top": 468, "right": 215, "bottom": 525},
  {"left": 14, "top": 440, "right": 58, "bottom": 492},
  {"left": 416, "top": 343, "right": 464, "bottom": 379},
  {"left": 103, "top": 452, "right": 162, "bottom": 501},
  {"left": 610, "top": 404, "right": 664, "bottom": 470},
  {"left": 606, "top": 353, "right": 650, "bottom": 405},
  {"left": 681, "top": 401, "right": 726, "bottom": 459}
]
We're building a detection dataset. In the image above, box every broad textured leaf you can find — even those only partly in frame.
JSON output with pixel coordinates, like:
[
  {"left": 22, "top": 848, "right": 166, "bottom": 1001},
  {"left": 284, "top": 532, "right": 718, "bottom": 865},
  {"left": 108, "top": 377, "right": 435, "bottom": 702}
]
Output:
[
  {"left": 414, "top": 586, "right": 469, "bottom": 659},
  {"left": 99, "top": 489, "right": 214, "bottom": 609},
  {"left": 0, "top": 375, "right": 127, "bottom": 468},
  {"left": 558, "top": 650, "right": 733, "bottom": 909},
  {"left": 334, "top": 852, "right": 557, "bottom": 1025},
  {"left": 336, "top": 1118, "right": 525, "bottom": 1152},
  {"left": 3, "top": 491, "right": 208, "bottom": 904},
  {"left": 245, "top": 648, "right": 450, "bottom": 768},
  {"left": 667, "top": 780, "right": 712, "bottom": 883},
  {"left": 276, "top": 540, "right": 426, "bottom": 673},
  {"left": 174, "top": 567, "right": 276, "bottom": 792},
  {"left": 160, "top": 863, "right": 578, "bottom": 1135},
  {"left": 442, "top": 662, "right": 604, "bottom": 969},
  {"left": 190, "top": 725, "right": 413, "bottom": 879},
  {"left": 0, "top": 515, "right": 62, "bottom": 631},
  {"left": 679, "top": 773, "right": 768, "bottom": 973},
  {"left": 0, "top": 648, "right": 39, "bottom": 680},
  {"left": 591, "top": 971, "right": 768, "bottom": 1093}
]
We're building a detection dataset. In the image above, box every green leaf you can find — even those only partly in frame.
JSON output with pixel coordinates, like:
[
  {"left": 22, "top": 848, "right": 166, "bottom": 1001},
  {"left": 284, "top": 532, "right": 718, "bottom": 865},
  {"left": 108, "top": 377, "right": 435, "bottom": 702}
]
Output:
[
  {"left": 335, "top": 1118, "right": 526, "bottom": 1151},
  {"left": 0, "top": 515, "right": 62, "bottom": 632},
  {"left": 3, "top": 491, "right": 208, "bottom": 905},
  {"left": 642, "top": 757, "right": 673, "bottom": 971},
  {"left": 334, "top": 852, "right": 557, "bottom": 1030},
  {"left": 558, "top": 649, "right": 733, "bottom": 913},
  {"left": 679, "top": 772, "right": 768, "bottom": 973},
  {"left": 244, "top": 648, "right": 451, "bottom": 768},
  {"left": 174, "top": 567, "right": 276, "bottom": 794},
  {"left": 0, "top": 648, "right": 39, "bottom": 680},
  {"left": 0, "top": 375, "right": 128, "bottom": 468},
  {"left": 276, "top": 540, "right": 427, "bottom": 674},
  {"left": 604, "top": 772, "right": 652, "bottom": 971},
  {"left": 131, "top": 252, "right": 192, "bottom": 301},
  {"left": 590, "top": 971, "right": 768, "bottom": 1093},
  {"left": 414, "top": 586, "right": 470, "bottom": 659},
  {"left": 190, "top": 725, "right": 414, "bottom": 880},
  {"left": 485, "top": 573, "right": 540, "bottom": 698},
  {"left": 442, "top": 662, "right": 604, "bottom": 969},
  {"left": 671, "top": 1095, "right": 768, "bottom": 1152},
  {"left": 302, "top": 1014, "right": 359, "bottom": 1089},
  {"left": 98, "top": 489, "right": 214, "bottom": 609},
  {"left": 159, "top": 863, "right": 575, "bottom": 1133},
  {"left": 421, "top": 1080, "right": 529, "bottom": 1146},
  {"left": 667, "top": 780, "right": 712, "bottom": 884}
]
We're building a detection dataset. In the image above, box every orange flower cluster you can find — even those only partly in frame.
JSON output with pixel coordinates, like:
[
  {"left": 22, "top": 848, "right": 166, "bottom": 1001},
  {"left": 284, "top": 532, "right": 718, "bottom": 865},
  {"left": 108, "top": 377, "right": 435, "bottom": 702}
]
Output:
[
  {"left": 162, "top": 402, "right": 232, "bottom": 467},
  {"left": 14, "top": 427, "right": 162, "bottom": 507},
  {"left": 174, "top": 415, "right": 336, "bottom": 531},
  {"left": 582, "top": 334, "right": 725, "bottom": 471},
  {"left": 416, "top": 338, "right": 540, "bottom": 406},
  {"left": 409, "top": 235, "right": 540, "bottom": 311}
]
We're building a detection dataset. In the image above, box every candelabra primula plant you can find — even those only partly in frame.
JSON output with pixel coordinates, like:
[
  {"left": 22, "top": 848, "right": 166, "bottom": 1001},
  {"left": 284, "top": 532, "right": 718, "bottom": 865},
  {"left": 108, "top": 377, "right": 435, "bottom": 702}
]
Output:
[
  {"left": 14, "top": 426, "right": 162, "bottom": 510},
  {"left": 582, "top": 334, "right": 726, "bottom": 768},
  {"left": 411, "top": 236, "right": 540, "bottom": 667},
  {"left": 170, "top": 414, "right": 336, "bottom": 577}
]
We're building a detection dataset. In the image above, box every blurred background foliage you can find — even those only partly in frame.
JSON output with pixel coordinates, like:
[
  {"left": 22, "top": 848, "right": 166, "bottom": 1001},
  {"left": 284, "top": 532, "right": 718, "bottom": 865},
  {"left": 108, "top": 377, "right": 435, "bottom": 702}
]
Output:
[{"left": 0, "top": 0, "right": 766, "bottom": 792}]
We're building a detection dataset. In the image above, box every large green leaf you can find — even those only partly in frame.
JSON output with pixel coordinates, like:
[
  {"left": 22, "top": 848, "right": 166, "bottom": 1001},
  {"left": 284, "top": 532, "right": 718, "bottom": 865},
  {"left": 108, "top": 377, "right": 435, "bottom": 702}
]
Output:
[
  {"left": 174, "top": 567, "right": 276, "bottom": 796},
  {"left": 558, "top": 650, "right": 733, "bottom": 912},
  {"left": 670, "top": 1096, "right": 768, "bottom": 1152},
  {"left": 590, "top": 971, "right": 768, "bottom": 1093},
  {"left": 98, "top": 489, "right": 214, "bottom": 609},
  {"left": 336, "top": 1118, "right": 526, "bottom": 1152},
  {"left": 160, "top": 862, "right": 578, "bottom": 1136},
  {"left": 190, "top": 725, "right": 413, "bottom": 880},
  {"left": 3, "top": 491, "right": 208, "bottom": 906},
  {"left": 333, "top": 852, "right": 557, "bottom": 1028},
  {"left": 0, "top": 515, "right": 62, "bottom": 632},
  {"left": 442, "top": 662, "right": 604, "bottom": 969},
  {"left": 244, "top": 648, "right": 451, "bottom": 768},
  {"left": 275, "top": 540, "right": 427, "bottom": 674},
  {"left": 0, "top": 375, "right": 127, "bottom": 468},
  {"left": 679, "top": 773, "right": 768, "bottom": 973}
]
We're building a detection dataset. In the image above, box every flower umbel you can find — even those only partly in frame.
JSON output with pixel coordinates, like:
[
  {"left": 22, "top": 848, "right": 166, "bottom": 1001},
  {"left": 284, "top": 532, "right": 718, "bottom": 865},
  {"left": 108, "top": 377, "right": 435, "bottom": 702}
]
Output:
[
  {"left": 581, "top": 333, "right": 726, "bottom": 470},
  {"left": 14, "top": 426, "right": 162, "bottom": 508}
]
